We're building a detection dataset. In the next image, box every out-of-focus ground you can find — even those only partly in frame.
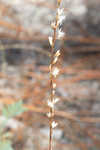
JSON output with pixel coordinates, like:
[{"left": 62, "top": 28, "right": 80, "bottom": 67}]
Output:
[{"left": 0, "top": 0, "right": 100, "bottom": 150}]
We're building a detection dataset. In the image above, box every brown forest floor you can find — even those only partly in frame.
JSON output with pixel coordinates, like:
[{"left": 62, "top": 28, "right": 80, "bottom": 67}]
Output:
[{"left": 0, "top": 0, "right": 100, "bottom": 150}]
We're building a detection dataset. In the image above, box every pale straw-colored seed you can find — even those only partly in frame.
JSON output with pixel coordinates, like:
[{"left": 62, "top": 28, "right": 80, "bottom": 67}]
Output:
[
  {"left": 52, "top": 67, "right": 59, "bottom": 77},
  {"left": 55, "top": 50, "right": 61, "bottom": 57},
  {"left": 51, "top": 121, "right": 58, "bottom": 128},
  {"left": 47, "top": 112, "right": 52, "bottom": 118},
  {"left": 57, "top": 8, "right": 64, "bottom": 16},
  {"left": 53, "top": 83, "right": 56, "bottom": 89},
  {"left": 48, "top": 36, "right": 53, "bottom": 46},
  {"left": 53, "top": 90, "right": 56, "bottom": 95},
  {"left": 47, "top": 100, "right": 54, "bottom": 108},
  {"left": 53, "top": 56, "right": 58, "bottom": 64}
]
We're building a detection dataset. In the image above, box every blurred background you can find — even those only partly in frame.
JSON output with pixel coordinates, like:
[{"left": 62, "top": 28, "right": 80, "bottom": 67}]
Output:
[{"left": 0, "top": 0, "right": 100, "bottom": 150}]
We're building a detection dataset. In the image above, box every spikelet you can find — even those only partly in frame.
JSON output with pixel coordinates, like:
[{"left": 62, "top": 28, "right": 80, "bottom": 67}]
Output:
[
  {"left": 52, "top": 67, "right": 59, "bottom": 77},
  {"left": 47, "top": 112, "right": 52, "bottom": 118},
  {"left": 48, "top": 36, "right": 53, "bottom": 46},
  {"left": 47, "top": 100, "right": 54, "bottom": 108},
  {"left": 55, "top": 50, "right": 61, "bottom": 57},
  {"left": 53, "top": 83, "right": 56, "bottom": 89},
  {"left": 51, "top": 121, "right": 58, "bottom": 128}
]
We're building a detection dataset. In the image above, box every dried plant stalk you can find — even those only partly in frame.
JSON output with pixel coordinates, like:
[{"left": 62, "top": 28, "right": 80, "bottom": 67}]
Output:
[{"left": 47, "top": 0, "right": 65, "bottom": 150}]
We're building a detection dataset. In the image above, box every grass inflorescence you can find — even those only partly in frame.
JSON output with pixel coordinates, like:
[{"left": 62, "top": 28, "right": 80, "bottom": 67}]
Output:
[{"left": 47, "top": 0, "right": 65, "bottom": 150}]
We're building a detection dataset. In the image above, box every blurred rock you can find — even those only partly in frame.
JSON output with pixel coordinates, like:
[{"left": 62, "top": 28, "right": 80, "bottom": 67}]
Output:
[{"left": 40, "top": 127, "right": 63, "bottom": 140}]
